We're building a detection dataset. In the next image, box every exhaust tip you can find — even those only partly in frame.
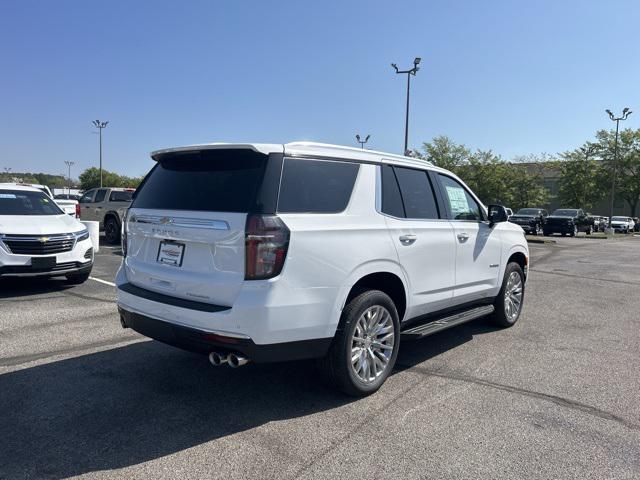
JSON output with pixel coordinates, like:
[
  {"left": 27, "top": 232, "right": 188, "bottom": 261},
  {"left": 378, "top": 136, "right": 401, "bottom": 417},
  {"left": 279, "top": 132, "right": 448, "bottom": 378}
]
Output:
[
  {"left": 208, "top": 352, "right": 227, "bottom": 367},
  {"left": 228, "top": 353, "right": 249, "bottom": 368}
]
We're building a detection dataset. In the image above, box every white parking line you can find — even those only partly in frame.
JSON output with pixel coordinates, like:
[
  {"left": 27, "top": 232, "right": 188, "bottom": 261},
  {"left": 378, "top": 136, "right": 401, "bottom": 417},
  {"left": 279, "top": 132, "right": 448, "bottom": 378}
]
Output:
[{"left": 89, "top": 276, "right": 116, "bottom": 287}]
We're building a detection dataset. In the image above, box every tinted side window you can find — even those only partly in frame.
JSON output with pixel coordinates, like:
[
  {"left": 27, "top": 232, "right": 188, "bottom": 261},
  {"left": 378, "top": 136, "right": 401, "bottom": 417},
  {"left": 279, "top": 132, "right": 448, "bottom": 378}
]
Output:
[
  {"left": 277, "top": 159, "right": 359, "bottom": 213},
  {"left": 393, "top": 167, "right": 439, "bottom": 219},
  {"left": 94, "top": 189, "right": 108, "bottom": 203},
  {"left": 110, "top": 190, "right": 133, "bottom": 202},
  {"left": 381, "top": 165, "right": 405, "bottom": 217},
  {"left": 438, "top": 174, "right": 483, "bottom": 221},
  {"left": 79, "top": 189, "right": 95, "bottom": 203}
]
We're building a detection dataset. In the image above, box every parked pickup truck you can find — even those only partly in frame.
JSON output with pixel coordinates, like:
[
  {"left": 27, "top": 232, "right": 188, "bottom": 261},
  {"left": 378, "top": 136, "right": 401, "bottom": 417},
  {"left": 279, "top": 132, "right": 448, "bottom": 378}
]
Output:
[
  {"left": 78, "top": 187, "right": 134, "bottom": 243},
  {"left": 543, "top": 208, "right": 593, "bottom": 236}
]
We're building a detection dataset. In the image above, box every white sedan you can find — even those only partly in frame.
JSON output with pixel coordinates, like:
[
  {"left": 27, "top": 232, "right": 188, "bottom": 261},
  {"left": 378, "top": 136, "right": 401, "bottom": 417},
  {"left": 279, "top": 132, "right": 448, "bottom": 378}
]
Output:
[{"left": 0, "top": 185, "right": 93, "bottom": 283}]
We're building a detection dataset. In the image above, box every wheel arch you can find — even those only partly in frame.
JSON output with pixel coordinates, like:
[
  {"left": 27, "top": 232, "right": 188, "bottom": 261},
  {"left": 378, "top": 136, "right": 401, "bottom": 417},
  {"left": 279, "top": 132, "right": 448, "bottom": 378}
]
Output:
[
  {"left": 335, "top": 261, "right": 409, "bottom": 328},
  {"left": 104, "top": 211, "right": 121, "bottom": 225}
]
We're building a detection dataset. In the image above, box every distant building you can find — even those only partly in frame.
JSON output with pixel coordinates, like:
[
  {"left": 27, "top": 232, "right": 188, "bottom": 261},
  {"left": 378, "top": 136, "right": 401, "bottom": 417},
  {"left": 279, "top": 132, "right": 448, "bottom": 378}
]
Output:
[{"left": 518, "top": 161, "right": 629, "bottom": 216}]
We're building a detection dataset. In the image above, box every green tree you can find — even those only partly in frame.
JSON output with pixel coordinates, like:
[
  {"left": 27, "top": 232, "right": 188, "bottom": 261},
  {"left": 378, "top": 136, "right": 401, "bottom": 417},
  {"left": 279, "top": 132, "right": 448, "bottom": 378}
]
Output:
[
  {"left": 414, "top": 135, "right": 471, "bottom": 173},
  {"left": 79, "top": 167, "right": 143, "bottom": 190},
  {"left": 557, "top": 143, "right": 606, "bottom": 210},
  {"left": 508, "top": 156, "right": 550, "bottom": 210},
  {"left": 461, "top": 150, "right": 514, "bottom": 205},
  {"left": 594, "top": 128, "right": 640, "bottom": 216}
]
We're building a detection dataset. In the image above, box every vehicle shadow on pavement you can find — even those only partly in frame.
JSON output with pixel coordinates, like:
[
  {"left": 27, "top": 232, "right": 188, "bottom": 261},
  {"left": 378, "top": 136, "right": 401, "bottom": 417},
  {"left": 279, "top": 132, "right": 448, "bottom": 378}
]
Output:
[
  {"left": 394, "top": 318, "right": 500, "bottom": 370},
  {"left": 0, "top": 320, "right": 497, "bottom": 479},
  {"left": 0, "top": 278, "right": 75, "bottom": 299},
  {"left": 0, "top": 342, "right": 351, "bottom": 479}
]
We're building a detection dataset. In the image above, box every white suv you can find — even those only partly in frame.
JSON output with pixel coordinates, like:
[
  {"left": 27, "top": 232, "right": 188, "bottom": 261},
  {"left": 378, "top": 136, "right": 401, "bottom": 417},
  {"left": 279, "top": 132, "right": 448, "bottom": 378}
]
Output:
[
  {"left": 116, "top": 142, "right": 529, "bottom": 396},
  {"left": 0, "top": 185, "right": 93, "bottom": 282}
]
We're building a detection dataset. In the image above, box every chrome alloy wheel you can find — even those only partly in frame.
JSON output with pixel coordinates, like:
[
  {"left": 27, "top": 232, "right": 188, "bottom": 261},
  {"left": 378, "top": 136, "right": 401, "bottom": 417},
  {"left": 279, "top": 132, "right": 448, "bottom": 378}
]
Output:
[
  {"left": 350, "top": 306, "right": 395, "bottom": 383},
  {"left": 504, "top": 271, "right": 523, "bottom": 322}
]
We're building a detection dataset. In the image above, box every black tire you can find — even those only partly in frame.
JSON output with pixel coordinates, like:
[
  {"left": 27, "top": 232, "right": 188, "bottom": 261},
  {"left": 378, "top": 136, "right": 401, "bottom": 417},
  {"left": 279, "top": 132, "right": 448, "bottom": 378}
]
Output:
[
  {"left": 65, "top": 269, "right": 91, "bottom": 285},
  {"left": 586, "top": 226, "right": 592, "bottom": 235},
  {"left": 543, "top": 230, "right": 550, "bottom": 236},
  {"left": 317, "top": 290, "right": 400, "bottom": 397},
  {"left": 104, "top": 216, "right": 121, "bottom": 244},
  {"left": 569, "top": 225, "right": 577, "bottom": 237},
  {"left": 491, "top": 262, "right": 525, "bottom": 328}
]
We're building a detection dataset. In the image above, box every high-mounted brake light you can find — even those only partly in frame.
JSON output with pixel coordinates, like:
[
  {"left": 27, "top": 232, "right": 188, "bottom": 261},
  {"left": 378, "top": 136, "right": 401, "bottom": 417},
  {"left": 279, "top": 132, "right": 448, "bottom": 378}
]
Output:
[{"left": 245, "top": 214, "right": 290, "bottom": 280}]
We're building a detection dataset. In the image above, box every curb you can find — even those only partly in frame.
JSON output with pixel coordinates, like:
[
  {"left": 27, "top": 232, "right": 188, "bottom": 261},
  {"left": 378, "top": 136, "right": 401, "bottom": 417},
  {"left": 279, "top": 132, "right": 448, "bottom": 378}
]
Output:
[{"left": 526, "top": 237, "right": 556, "bottom": 244}]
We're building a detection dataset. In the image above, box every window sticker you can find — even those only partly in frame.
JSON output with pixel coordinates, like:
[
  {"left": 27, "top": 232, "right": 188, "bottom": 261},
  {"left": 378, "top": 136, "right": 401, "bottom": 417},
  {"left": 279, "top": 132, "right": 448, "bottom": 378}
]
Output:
[
  {"left": 445, "top": 185, "right": 470, "bottom": 214},
  {"left": 0, "top": 193, "right": 17, "bottom": 199}
]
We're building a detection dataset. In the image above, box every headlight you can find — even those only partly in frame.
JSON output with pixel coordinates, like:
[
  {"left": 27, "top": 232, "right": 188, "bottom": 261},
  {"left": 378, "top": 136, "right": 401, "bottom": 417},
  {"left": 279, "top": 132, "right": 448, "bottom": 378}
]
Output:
[{"left": 74, "top": 228, "right": 90, "bottom": 242}]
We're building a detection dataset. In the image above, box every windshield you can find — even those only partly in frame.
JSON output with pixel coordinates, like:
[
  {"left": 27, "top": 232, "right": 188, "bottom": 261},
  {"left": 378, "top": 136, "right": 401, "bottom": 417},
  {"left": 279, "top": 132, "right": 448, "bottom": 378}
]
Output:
[
  {"left": 552, "top": 209, "right": 578, "bottom": 216},
  {"left": 516, "top": 209, "right": 539, "bottom": 215},
  {"left": 612, "top": 217, "right": 628, "bottom": 221},
  {"left": 0, "top": 190, "right": 64, "bottom": 215}
]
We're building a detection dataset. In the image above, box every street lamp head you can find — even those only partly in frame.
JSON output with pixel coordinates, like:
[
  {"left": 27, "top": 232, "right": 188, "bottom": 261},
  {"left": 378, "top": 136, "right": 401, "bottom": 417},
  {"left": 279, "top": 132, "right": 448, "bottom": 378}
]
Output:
[
  {"left": 623, "top": 107, "right": 629, "bottom": 114},
  {"left": 356, "top": 134, "right": 361, "bottom": 142},
  {"left": 606, "top": 109, "right": 614, "bottom": 120},
  {"left": 414, "top": 57, "right": 421, "bottom": 65},
  {"left": 365, "top": 135, "right": 370, "bottom": 142},
  {"left": 391, "top": 63, "right": 398, "bottom": 72}
]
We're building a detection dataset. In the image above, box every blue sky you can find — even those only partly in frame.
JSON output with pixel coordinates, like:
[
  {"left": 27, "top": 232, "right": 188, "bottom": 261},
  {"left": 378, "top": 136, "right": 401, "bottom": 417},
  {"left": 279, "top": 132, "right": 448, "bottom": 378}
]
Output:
[{"left": 0, "top": 0, "right": 638, "bottom": 177}]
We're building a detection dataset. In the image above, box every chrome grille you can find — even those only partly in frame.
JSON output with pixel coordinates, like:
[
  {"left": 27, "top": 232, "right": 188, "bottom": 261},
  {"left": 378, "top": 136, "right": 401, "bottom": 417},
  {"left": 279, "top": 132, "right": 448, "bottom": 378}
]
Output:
[{"left": 1, "top": 234, "right": 76, "bottom": 255}]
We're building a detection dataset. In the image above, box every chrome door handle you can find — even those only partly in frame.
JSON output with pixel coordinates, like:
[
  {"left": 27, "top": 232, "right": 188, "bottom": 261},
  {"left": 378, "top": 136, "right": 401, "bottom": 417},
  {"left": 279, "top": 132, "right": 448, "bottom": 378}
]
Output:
[
  {"left": 457, "top": 233, "right": 470, "bottom": 242},
  {"left": 399, "top": 234, "right": 417, "bottom": 245}
]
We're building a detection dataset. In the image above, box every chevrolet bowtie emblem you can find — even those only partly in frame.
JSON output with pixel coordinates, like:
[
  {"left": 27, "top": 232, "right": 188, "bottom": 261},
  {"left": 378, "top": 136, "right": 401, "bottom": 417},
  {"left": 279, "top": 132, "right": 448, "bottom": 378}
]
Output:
[{"left": 39, "top": 237, "right": 49, "bottom": 243}]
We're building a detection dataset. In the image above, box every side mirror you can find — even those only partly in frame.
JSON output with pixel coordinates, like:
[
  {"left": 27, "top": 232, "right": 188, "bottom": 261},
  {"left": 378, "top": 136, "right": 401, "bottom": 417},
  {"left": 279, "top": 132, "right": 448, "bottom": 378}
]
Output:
[{"left": 487, "top": 205, "right": 508, "bottom": 225}]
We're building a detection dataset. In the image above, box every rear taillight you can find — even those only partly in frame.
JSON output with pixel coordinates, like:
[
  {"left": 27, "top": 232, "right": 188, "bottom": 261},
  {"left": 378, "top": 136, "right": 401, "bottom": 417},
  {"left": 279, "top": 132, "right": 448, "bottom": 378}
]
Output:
[
  {"left": 121, "top": 211, "right": 128, "bottom": 258},
  {"left": 75, "top": 204, "right": 81, "bottom": 218},
  {"left": 245, "top": 214, "right": 290, "bottom": 280}
]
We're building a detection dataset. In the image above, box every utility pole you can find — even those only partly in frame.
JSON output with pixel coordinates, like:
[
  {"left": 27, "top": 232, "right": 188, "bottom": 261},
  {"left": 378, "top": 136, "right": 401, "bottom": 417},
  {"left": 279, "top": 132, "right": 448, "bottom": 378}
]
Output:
[
  {"left": 355, "top": 134, "right": 370, "bottom": 149},
  {"left": 64, "top": 161, "right": 75, "bottom": 195},
  {"left": 605, "top": 108, "right": 632, "bottom": 229},
  {"left": 92, "top": 120, "right": 109, "bottom": 187},
  {"left": 391, "top": 57, "right": 421, "bottom": 155}
]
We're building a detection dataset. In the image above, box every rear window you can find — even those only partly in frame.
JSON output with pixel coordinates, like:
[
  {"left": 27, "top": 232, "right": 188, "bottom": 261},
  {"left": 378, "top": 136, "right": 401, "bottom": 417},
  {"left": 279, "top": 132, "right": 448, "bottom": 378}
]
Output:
[
  {"left": 132, "top": 150, "right": 268, "bottom": 212},
  {"left": 0, "top": 190, "right": 63, "bottom": 215},
  {"left": 277, "top": 158, "right": 359, "bottom": 213},
  {"left": 110, "top": 190, "right": 133, "bottom": 202}
]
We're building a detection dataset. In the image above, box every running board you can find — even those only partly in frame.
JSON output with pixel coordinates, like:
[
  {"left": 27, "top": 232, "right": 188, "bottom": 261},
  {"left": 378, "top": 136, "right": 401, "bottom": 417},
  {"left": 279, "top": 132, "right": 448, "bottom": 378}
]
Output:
[{"left": 401, "top": 305, "right": 495, "bottom": 340}]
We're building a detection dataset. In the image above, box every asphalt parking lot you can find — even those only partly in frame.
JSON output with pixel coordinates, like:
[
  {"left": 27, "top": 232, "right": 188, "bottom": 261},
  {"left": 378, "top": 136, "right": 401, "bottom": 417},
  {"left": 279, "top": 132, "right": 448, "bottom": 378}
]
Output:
[{"left": 1, "top": 235, "right": 639, "bottom": 479}]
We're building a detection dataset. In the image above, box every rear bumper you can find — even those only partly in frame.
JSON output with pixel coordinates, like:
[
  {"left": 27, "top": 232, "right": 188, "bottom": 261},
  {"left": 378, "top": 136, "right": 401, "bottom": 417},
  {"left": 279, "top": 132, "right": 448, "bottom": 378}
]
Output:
[{"left": 118, "top": 307, "right": 332, "bottom": 363}]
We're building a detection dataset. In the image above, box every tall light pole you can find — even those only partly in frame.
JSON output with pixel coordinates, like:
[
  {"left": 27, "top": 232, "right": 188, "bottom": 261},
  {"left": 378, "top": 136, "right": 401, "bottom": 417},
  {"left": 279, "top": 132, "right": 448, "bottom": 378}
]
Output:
[
  {"left": 92, "top": 120, "right": 108, "bottom": 187},
  {"left": 355, "top": 134, "right": 370, "bottom": 149},
  {"left": 605, "top": 108, "right": 632, "bottom": 228},
  {"left": 391, "top": 57, "right": 421, "bottom": 155},
  {"left": 64, "top": 161, "right": 75, "bottom": 195}
]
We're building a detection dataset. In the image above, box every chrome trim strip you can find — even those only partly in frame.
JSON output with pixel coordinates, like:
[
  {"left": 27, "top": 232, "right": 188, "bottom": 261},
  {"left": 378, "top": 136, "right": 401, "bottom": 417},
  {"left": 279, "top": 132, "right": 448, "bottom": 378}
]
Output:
[
  {"left": 129, "top": 215, "right": 229, "bottom": 230},
  {"left": 0, "top": 234, "right": 75, "bottom": 242}
]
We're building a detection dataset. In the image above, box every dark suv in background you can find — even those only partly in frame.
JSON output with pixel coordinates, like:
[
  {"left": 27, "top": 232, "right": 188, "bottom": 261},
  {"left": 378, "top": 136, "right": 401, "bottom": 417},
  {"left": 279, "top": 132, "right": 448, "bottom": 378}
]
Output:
[
  {"left": 543, "top": 209, "right": 593, "bottom": 236},
  {"left": 508, "top": 208, "right": 548, "bottom": 235}
]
